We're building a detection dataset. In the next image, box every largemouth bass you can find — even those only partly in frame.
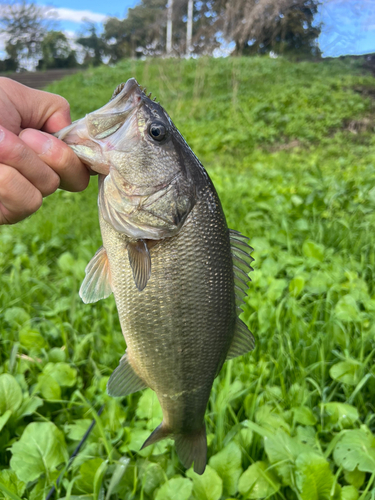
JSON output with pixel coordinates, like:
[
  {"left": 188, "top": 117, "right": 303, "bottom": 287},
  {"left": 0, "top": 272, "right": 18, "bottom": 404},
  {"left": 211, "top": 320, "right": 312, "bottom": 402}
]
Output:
[{"left": 56, "top": 78, "right": 254, "bottom": 474}]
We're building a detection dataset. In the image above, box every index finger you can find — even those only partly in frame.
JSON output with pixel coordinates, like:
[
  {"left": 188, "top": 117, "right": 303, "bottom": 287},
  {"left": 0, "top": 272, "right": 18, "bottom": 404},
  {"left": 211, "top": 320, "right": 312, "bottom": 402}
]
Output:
[{"left": 0, "top": 77, "right": 72, "bottom": 134}]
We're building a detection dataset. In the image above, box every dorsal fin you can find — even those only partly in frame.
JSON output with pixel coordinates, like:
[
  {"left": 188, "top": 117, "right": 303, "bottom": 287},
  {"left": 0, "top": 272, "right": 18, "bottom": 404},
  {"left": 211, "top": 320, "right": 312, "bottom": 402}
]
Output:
[
  {"left": 111, "top": 82, "right": 126, "bottom": 100},
  {"left": 230, "top": 229, "right": 254, "bottom": 306},
  {"left": 226, "top": 229, "right": 255, "bottom": 360}
]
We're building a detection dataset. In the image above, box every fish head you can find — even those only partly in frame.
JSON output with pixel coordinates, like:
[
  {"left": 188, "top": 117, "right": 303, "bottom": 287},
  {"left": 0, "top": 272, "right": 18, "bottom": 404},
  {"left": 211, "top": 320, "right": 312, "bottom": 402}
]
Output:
[{"left": 56, "top": 78, "right": 199, "bottom": 239}]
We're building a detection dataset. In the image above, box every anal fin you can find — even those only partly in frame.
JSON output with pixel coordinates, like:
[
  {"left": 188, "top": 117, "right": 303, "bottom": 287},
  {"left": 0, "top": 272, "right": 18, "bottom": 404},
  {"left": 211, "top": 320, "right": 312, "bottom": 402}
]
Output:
[
  {"left": 128, "top": 239, "right": 151, "bottom": 291},
  {"left": 107, "top": 353, "right": 147, "bottom": 397},
  {"left": 79, "top": 246, "right": 112, "bottom": 304},
  {"left": 140, "top": 422, "right": 170, "bottom": 449}
]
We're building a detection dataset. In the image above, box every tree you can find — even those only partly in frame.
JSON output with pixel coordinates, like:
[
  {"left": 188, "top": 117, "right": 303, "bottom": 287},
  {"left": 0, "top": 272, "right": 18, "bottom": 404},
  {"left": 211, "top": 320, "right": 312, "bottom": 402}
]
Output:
[
  {"left": 182, "top": 0, "right": 222, "bottom": 55},
  {"left": 162, "top": 0, "right": 321, "bottom": 57},
  {"left": 103, "top": 17, "right": 130, "bottom": 63},
  {"left": 166, "top": 0, "right": 173, "bottom": 54},
  {"left": 76, "top": 24, "right": 107, "bottom": 66},
  {"left": 103, "top": 0, "right": 167, "bottom": 61},
  {"left": 186, "top": 0, "right": 193, "bottom": 56},
  {"left": 103, "top": 0, "right": 213, "bottom": 60},
  {"left": 92, "top": 0, "right": 323, "bottom": 63},
  {"left": 0, "top": 57, "right": 18, "bottom": 72},
  {"left": 216, "top": 0, "right": 321, "bottom": 57},
  {"left": 37, "top": 31, "right": 78, "bottom": 70},
  {"left": 0, "top": 0, "right": 54, "bottom": 70}
]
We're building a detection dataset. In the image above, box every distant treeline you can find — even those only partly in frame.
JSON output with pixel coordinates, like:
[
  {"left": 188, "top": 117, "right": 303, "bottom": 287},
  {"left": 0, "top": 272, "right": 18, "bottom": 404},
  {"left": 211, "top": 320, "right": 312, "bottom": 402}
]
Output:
[{"left": 0, "top": 0, "right": 321, "bottom": 72}]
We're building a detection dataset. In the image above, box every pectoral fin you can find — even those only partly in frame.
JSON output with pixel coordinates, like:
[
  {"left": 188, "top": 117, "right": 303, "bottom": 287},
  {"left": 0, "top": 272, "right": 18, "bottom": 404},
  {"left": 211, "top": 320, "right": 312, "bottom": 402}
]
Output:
[
  {"left": 107, "top": 353, "right": 147, "bottom": 397},
  {"left": 79, "top": 246, "right": 112, "bottom": 304},
  {"left": 128, "top": 239, "right": 151, "bottom": 291}
]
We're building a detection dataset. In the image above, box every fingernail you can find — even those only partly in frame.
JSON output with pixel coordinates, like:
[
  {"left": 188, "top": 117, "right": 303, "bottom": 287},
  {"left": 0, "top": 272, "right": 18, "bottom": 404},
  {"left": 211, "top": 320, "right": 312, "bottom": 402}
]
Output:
[
  {"left": 20, "top": 129, "right": 52, "bottom": 155},
  {"left": 0, "top": 128, "right": 5, "bottom": 143}
]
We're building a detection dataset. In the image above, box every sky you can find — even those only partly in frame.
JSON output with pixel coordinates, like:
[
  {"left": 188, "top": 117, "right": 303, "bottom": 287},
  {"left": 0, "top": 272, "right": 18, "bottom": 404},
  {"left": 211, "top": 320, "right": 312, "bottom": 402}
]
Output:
[
  {"left": 317, "top": 0, "right": 375, "bottom": 56},
  {"left": 1, "top": 0, "right": 375, "bottom": 58}
]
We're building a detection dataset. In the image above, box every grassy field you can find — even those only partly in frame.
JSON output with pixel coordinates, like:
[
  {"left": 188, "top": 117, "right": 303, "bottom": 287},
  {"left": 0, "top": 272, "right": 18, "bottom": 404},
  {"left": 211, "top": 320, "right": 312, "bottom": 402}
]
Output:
[{"left": 1, "top": 56, "right": 375, "bottom": 499}]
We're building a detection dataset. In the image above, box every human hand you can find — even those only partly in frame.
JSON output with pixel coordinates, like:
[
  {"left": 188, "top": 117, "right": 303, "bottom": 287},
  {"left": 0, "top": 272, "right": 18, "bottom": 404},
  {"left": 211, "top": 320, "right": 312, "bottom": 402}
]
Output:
[{"left": 0, "top": 77, "right": 91, "bottom": 225}]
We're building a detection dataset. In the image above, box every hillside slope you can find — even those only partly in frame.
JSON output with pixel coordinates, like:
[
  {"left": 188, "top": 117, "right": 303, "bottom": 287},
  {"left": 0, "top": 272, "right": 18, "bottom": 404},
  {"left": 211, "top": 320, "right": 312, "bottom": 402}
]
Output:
[{"left": 1, "top": 57, "right": 375, "bottom": 499}]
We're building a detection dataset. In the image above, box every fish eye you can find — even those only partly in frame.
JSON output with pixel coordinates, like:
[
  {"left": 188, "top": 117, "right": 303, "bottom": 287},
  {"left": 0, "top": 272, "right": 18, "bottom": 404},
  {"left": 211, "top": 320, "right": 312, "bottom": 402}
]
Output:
[{"left": 149, "top": 122, "right": 166, "bottom": 142}]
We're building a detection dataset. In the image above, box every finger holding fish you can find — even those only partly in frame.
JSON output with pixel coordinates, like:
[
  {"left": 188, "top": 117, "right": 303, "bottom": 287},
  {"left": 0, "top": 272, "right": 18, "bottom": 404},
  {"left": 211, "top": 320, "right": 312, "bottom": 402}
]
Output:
[
  {"left": 0, "top": 125, "right": 58, "bottom": 224},
  {"left": 0, "top": 78, "right": 91, "bottom": 225},
  {"left": 21, "top": 128, "right": 90, "bottom": 192}
]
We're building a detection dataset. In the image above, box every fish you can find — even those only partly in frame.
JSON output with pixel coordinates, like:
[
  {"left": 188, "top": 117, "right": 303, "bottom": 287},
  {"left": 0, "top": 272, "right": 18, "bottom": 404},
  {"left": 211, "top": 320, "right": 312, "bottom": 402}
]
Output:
[{"left": 56, "top": 78, "right": 254, "bottom": 474}]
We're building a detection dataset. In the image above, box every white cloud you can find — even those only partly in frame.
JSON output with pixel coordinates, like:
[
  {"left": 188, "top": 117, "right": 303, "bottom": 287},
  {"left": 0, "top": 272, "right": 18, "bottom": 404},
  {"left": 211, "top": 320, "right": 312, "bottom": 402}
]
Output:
[
  {"left": 51, "top": 7, "right": 108, "bottom": 24},
  {"left": 0, "top": 3, "right": 108, "bottom": 25}
]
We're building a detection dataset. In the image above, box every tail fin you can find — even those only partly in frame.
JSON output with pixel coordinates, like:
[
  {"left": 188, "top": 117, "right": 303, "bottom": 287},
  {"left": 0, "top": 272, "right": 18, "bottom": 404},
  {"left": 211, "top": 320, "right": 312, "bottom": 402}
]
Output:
[
  {"left": 175, "top": 423, "right": 207, "bottom": 475},
  {"left": 140, "top": 422, "right": 207, "bottom": 475}
]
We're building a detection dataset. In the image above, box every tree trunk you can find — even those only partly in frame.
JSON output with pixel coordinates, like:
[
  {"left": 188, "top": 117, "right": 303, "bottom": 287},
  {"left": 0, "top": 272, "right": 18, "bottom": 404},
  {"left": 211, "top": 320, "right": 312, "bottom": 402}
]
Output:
[
  {"left": 186, "top": 0, "right": 193, "bottom": 57},
  {"left": 166, "top": 0, "right": 173, "bottom": 55}
]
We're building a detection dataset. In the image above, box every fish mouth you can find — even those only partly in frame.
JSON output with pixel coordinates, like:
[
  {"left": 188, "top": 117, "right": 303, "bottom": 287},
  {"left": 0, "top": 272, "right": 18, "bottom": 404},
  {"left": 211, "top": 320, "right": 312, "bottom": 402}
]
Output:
[{"left": 55, "top": 78, "right": 144, "bottom": 175}]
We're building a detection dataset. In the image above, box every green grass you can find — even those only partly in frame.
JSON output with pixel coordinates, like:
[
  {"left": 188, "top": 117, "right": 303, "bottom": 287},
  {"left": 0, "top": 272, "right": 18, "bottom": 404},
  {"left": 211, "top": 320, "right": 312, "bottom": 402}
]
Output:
[{"left": 1, "top": 56, "right": 375, "bottom": 499}]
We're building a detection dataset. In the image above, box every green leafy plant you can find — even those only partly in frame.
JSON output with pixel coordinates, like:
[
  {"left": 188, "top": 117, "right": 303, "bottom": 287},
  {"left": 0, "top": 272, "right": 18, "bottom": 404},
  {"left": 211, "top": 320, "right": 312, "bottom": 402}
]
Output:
[{"left": 1, "top": 56, "right": 375, "bottom": 498}]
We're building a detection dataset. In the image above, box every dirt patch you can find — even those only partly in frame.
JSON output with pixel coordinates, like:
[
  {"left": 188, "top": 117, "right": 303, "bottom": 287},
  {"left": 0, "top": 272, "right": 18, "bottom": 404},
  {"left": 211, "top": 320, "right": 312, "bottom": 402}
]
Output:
[
  {"left": 0, "top": 68, "right": 81, "bottom": 90},
  {"left": 362, "top": 55, "right": 375, "bottom": 76},
  {"left": 345, "top": 117, "right": 374, "bottom": 134},
  {"left": 343, "top": 84, "right": 375, "bottom": 134},
  {"left": 268, "top": 139, "right": 302, "bottom": 152},
  {"left": 353, "top": 85, "right": 375, "bottom": 99}
]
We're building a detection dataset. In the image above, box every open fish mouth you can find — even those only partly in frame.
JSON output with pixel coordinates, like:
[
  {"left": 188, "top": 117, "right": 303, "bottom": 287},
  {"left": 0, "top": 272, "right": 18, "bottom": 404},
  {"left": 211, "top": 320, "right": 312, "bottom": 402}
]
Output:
[
  {"left": 54, "top": 78, "right": 144, "bottom": 175},
  {"left": 56, "top": 77, "right": 197, "bottom": 240}
]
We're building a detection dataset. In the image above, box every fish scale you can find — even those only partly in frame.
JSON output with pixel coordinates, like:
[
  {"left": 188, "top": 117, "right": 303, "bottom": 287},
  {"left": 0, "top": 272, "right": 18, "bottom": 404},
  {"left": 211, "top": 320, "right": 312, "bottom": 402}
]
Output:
[
  {"left": 99, "top": 191, "right": 235, "bottom": 411},
  {"left": 56, "top": 77, "right": 255, "bottom": 474}
]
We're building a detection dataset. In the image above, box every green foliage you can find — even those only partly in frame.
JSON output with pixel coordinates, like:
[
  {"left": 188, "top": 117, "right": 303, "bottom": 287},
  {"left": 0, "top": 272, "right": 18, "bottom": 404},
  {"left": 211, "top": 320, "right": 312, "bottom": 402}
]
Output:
[
  {"left": 0, "top": 374, "right": 22, "bottom": 415},
  {"left": 154, "top": 477, "right": 192, "bottom": 500},
  {"left": 186, "top": 466, "right": 222, "bottom": 500},
  {"left": 333, "top": 428, "right": 375, "bottom": 473},
  {"left": 37, "top": 31, "right": 78, "bottom": 70},
  {"left": 0, "top": 469, "right": 25, "bottom": 500},
  {"left": 103, "top": 0, "right": 167, "bottom": 61},
  {"left": 10, "top": 422, "right": 68, "bottom": 483},
  {"left": 295, "top": 453, "right": 338, "bottom": 500},
  {"left": 238, "top": 461, "right": 280, "bottom": 499},
  {"left": 76, "top": 24, "right": 107, "bottom": 67},
  {"left": 1, "top": 56, "right": 375, "bottom": 497},
  {"left": 209, "top": 442, "right": 242, "bottom": 496}
]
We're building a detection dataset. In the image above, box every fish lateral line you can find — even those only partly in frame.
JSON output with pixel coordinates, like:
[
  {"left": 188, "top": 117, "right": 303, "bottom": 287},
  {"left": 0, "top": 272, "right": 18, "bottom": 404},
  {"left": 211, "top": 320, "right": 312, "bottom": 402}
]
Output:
[{"left": 163, "top": 383, "right": 205, "bottom": 400}]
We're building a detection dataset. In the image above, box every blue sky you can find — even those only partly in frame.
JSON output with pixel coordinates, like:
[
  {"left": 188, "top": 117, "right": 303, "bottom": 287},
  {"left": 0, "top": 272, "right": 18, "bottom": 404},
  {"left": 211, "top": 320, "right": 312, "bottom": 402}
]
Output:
[
  {"left": 3, "top": 0, "right": 375, "bottom": 57},
  {"left": 317, "top": 0, "right": 375, "bottom": 56}
]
